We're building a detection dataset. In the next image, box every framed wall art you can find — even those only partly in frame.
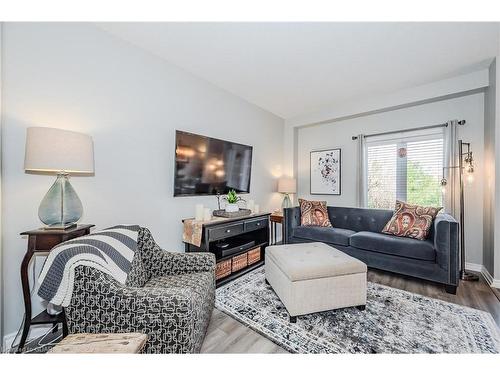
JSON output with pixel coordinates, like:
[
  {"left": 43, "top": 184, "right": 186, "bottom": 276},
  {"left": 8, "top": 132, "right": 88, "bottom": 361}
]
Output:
[{"left": 310, "top": 148, "right": 341, "bottom": 195}]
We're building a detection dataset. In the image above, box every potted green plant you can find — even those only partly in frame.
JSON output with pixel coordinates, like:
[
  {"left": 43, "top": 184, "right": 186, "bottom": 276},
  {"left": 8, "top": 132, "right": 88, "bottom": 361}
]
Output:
[{"left": 224, "top": 189, "right": 245, "bottom": 212}]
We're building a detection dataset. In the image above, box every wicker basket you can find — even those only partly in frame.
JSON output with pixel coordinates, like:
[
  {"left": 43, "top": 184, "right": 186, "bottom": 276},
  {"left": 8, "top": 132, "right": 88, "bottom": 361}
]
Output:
[
  {"left": 247, "top": 247, "right": 261, "bottom": 265},
  {"left": 215, "top": 259, "right": 232, "bottom": 280},
  {"left": 232, "top": 253, "right": 248, "bottom": 272}
]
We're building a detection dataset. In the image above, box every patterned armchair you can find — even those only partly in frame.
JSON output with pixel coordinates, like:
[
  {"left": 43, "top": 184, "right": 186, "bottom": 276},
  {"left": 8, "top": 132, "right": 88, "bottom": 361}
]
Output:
[{"left": 65, "top": 227, "right": 216, "bottom": 353}]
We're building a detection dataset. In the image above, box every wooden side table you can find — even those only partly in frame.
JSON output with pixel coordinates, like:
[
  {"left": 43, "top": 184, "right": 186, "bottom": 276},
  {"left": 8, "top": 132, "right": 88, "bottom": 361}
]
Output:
[
  {"left": 18, "top": 224, "right": 94, "bottom": 353},
  {"left": 48, "top": 333, "right": 147, "bottom": 354},
  {"left": 270, "top": 212, "right": 283, "bottom": 245}
]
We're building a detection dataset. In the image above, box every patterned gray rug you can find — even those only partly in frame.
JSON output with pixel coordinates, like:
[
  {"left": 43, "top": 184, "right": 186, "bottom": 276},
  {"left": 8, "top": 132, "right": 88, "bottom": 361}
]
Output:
[{"left": 215, "top": 267, "right": 500, "bottom": 353}]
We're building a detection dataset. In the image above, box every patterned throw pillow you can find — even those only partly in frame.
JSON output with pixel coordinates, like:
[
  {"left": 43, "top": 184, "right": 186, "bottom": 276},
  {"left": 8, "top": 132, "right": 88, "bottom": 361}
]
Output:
[
  {"left": 299, "top": 199, "right": 332, "bottom": 227},
  {"left": 382, "top": 200, "right": 442, "bottom": 240}
]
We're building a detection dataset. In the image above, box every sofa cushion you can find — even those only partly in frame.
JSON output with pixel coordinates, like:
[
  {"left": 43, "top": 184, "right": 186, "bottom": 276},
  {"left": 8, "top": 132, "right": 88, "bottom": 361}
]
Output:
[
  {"left": 327, "top": 206, "right": 394, "bottom": 233},
  {"left": 350, "top": 231, "right": 436, "bottom": 261},
  {"left": 382, "top": 200, "right": 442, "bottom": 240},
  {"left": 298, "top": 199, "right": 332, "bottom": 227},
  {"left": 293, "top": 226, "right": 355, "bottom": 246}
]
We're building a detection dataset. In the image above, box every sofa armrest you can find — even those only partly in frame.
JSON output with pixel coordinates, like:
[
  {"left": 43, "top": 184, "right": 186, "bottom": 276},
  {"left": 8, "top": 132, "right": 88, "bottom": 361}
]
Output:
[
  {"left": 433, "top": 213, "right": 459, "bottom": 285},
  {"left": 283, "top": 207, "right": 301, "bottom": 244}
]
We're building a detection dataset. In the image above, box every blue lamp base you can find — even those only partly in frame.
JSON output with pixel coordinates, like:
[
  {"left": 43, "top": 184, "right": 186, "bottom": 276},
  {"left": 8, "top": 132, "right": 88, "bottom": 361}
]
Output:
[
  {"left": 281, "top": 193, "right": 292, "bottom": 209},
  {"left": 38, "top": 173, "right": 83, "bottom": 229}
]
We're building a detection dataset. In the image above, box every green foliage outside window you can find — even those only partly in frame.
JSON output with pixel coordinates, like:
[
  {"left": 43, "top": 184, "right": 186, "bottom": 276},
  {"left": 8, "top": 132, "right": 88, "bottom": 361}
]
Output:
[
  {"left": 368, "top": 160, "right": 441, "bottom": 209},
  {"left": 407, "top": 161, "right": 442, "bottom": 207}
]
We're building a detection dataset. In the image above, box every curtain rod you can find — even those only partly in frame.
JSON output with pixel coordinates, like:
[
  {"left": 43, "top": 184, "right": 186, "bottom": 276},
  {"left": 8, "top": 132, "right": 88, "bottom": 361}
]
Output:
[{"left": 351, "top": 120, "right": 466, "bottom": 141}]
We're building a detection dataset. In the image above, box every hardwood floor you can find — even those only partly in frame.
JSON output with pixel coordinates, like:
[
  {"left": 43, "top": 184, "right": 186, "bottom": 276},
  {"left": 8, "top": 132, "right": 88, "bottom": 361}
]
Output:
[{"left": 201, "top": 269, "right": 500, "bottom": 353}]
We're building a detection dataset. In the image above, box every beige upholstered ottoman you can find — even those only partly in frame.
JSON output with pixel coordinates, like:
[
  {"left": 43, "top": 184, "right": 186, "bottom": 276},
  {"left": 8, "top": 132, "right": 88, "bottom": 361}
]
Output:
[{"left": 265, "top": 242, "right": 367, "bottom": 322}]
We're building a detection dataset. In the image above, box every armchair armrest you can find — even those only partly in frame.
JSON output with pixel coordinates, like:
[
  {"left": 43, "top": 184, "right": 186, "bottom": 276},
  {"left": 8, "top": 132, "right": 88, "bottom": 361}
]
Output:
[
  {"left": 433, "top": 213, "right": 459, "bottom": 285},
  {"left": 283, "top": 207, "right": 301, "bottom": 244},
  {"left": 148, "top": 249, "right": 216, "bottom": 278},
  {"left": 138, "top": 227, "right": 215, "bottom": 278}
]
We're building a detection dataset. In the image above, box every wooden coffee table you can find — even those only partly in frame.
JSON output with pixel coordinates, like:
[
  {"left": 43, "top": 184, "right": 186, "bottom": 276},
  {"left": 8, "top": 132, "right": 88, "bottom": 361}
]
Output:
[{"left": 48, "top": 333, "right": 147, "bottom": 353}]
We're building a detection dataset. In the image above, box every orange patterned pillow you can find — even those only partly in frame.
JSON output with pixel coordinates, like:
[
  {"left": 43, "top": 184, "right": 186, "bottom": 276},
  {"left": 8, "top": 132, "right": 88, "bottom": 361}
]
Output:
[
  {"left": 382, "top": 200, "right": 442, "bottom": 240},
  {"left": 299, "top": 199, "right": 332, "bottom": 227}
]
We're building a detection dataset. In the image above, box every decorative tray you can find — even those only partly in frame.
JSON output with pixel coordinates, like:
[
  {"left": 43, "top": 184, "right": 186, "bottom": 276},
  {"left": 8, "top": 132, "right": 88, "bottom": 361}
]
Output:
[{"left": 212, "top": 209, "right": 252, "bottom": 218}]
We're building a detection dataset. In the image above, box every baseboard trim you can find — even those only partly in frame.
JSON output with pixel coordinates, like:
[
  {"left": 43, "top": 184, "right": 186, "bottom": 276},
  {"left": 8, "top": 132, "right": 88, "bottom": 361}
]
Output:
[
  {"left": 465, "top": 262, "right": 483, "bottom": 273},
  {"left": 465, "top": 262, "right": 499, "bottom": 289}
]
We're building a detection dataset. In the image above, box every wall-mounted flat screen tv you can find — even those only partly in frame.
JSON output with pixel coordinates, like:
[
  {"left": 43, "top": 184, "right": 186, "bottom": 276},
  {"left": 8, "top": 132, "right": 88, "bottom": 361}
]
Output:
[{"left": 174, "top": 130, "right": 253, "bottom": 197}]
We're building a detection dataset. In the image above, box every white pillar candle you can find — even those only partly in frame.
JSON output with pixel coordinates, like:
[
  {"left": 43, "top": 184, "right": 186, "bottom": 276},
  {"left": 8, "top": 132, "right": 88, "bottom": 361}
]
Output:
[
  {"left": 247, "top": 199, "right": 255, "bottom": 212},
  {"left": 195, "top": 204, "right": 204, "bottom": 221},
  {"left": 203, "top": 208, "right": 212, "bottom": 221},
  {"left": 254, "top": 204, "right": 260, "bottom": 214}
]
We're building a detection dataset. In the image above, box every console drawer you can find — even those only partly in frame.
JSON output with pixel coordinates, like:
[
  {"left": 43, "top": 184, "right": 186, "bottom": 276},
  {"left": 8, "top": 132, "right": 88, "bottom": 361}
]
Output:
[
  {"left": 208, "top": 223, "right": 244, "bottom": 241},
  {"left": 244, "top": 218, "right": 268, "bottom": 232}
]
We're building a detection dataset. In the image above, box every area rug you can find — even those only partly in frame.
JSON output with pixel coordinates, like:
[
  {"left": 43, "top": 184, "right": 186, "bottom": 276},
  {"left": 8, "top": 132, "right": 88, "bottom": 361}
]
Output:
[{"left": 215, "top": 267, "right": 500, "bottom": 353}]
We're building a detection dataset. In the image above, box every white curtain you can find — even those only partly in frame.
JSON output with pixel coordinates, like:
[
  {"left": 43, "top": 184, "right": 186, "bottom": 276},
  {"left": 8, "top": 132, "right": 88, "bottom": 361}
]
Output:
[
  {"left": 443, "top": 120, "right": 459, "bottom": 217},
  {"left": 356, "top": 134, "right": 367, "bottom": 207}
]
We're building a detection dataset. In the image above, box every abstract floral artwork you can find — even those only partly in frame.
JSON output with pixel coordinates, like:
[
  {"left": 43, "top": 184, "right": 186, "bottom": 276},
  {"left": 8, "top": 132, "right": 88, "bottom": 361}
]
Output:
[{"left": 310, "top": 148, "right": 341, "bottom": 195}]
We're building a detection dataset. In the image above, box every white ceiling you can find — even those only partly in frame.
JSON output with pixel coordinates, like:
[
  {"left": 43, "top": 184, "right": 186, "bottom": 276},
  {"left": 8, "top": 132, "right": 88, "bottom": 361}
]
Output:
[{"left": 98, "top": 22, "right": 499, "bottom": 119}]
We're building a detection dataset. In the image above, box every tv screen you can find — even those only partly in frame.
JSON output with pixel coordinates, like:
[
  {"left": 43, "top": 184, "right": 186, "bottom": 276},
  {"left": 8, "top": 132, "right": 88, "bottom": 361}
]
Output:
[{"left": 174, "top": 130, "right": 253, "bottom": 197}]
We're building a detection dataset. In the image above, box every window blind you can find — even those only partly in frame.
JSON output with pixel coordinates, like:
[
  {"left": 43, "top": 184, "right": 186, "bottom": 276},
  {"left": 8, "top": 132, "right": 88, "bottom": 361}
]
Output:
[
  {"left": 367, "top": 144, "right": 397, "bottom": 209},
  {"left": 366, "top": 132, "right": 444, "bottom": 209}
]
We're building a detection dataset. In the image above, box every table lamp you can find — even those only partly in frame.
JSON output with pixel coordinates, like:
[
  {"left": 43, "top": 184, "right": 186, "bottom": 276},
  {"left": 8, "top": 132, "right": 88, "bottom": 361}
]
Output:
[
  {"left": 24, "top": 127, "right": 94, "bottom": 229},
  {"left": 278, "top": 177, "right": 297, "bottom": 209}
]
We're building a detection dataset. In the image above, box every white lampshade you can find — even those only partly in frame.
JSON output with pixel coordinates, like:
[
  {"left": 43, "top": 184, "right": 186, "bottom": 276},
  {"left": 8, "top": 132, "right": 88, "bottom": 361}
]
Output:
[
  {"left": 278, "top": 177, "right": 297, "bottom": 194},
  {"left": 24, "top": 127, "right": 94, "bottom": 174}
]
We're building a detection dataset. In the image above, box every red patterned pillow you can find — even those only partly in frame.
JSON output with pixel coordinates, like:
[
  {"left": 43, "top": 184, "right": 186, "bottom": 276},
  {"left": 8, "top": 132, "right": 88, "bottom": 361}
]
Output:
[
  {"left": 382, "top": 200, "right": 442, "bottom": 240},
  {"left": 299, "top": 199, "right": 332, "bottom": 227}
]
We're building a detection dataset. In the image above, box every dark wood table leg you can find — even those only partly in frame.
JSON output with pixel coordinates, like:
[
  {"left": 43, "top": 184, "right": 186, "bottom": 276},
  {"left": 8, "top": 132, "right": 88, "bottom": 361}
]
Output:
[
  {"left": 17, "top": 248, "right": 34, "bottom": 353},
  {"left": 62, "top": 311, "right": 69, "bottom": 337},
  {"left": 16, "top": 224, "right": 95, "bottom": 352}
]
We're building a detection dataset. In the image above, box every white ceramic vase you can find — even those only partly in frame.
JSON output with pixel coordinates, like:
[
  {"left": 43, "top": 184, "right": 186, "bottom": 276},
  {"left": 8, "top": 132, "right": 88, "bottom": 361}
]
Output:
[{"left": 225, "top": 203, "right": 239, "bottom": 213}]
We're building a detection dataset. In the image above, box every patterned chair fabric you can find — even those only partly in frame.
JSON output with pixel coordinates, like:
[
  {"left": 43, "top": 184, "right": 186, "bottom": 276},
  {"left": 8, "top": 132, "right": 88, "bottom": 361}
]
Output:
[{"left": 65, "top": 227, "right": 216, "bottom": 353}]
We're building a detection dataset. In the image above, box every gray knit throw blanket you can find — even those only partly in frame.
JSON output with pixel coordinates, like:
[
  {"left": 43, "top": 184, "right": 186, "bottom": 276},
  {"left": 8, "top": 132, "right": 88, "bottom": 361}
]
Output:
[{"left": 37, "top": 225, "right": 140, "bottom": 307}]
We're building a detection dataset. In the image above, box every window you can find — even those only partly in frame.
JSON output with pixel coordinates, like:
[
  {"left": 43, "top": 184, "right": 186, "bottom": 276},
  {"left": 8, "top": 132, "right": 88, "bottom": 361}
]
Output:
[{"left": 365, "top": 130, "right": 444, "bottom": 209}]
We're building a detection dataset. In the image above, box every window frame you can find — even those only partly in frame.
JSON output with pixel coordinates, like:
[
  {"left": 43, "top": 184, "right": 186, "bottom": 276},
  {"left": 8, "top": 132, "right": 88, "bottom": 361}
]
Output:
[{"left": 363, "top": 128, "right": 445, "bottom": 209}]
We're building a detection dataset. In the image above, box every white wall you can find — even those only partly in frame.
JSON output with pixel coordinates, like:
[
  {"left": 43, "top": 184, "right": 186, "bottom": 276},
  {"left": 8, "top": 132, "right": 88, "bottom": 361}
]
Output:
[
  {"left": 0, "top": 22, "right": 4, "bottom": 347},
  {"left": 0, "top": 23, "right": 284, "bottom": 340},
  {"left": 286, "top": 69, "right": 489, "bottom": 128},
  {"left": 296, "top": 93, "right": 485, "bottom": 265},
  {"left": 483, "top": 60, "right": 496, "bottom": 277},
  {"left": 283, "top": 69, "right": 490, "bottom": 190},
  {"left": 495, "top": 27, "right": 500, "bottom": 280}
]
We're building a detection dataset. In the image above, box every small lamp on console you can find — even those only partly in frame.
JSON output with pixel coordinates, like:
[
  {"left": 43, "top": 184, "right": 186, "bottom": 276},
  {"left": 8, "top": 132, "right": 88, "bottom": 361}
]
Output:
[
  {"left": 278, "top": 177, "right": 297, "bottom": 209},
  {"left": 24, "top": 127, "right": 94, "bottom": 229}
]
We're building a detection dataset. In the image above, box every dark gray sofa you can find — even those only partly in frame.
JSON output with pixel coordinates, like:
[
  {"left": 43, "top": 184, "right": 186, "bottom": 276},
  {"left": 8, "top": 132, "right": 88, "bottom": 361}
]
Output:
[{"left": 283, "top": 206, "right": 459, "bottom": 294}]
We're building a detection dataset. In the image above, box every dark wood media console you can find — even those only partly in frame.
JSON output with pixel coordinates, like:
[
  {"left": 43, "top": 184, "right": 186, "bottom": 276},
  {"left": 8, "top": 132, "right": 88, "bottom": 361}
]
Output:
[{"left": 183, "top": 213, "right": 270, "bottom": 287}]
